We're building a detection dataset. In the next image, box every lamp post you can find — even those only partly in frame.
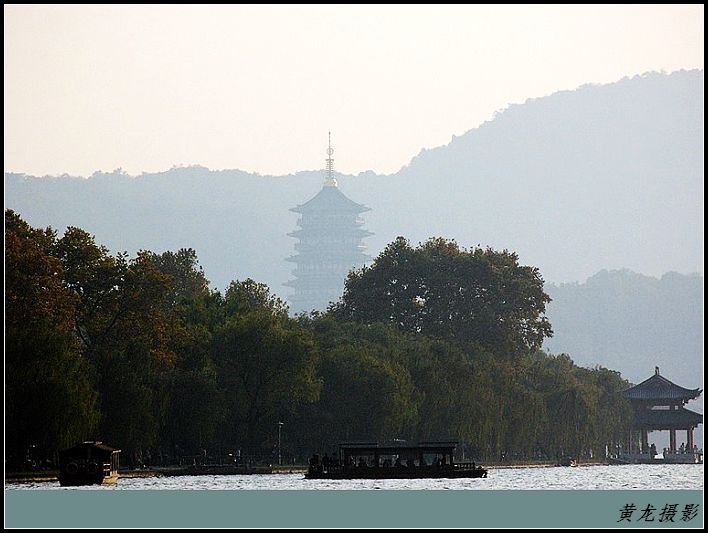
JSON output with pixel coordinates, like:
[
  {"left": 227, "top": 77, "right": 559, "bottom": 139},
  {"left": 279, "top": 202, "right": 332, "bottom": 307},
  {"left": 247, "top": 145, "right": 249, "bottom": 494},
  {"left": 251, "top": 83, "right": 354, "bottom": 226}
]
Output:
[{"left": 277, "top": 422, "right": 284, "bottom": 466}]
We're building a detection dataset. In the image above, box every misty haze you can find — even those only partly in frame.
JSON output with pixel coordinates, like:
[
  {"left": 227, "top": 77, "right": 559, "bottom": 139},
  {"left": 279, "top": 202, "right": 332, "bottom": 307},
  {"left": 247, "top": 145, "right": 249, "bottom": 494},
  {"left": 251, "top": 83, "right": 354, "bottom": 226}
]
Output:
[
  {"left": 4, "top": 7, "right": 703, "bottom": 523},
  {"left": 6, "top": 70, "right": 703, "bottom": 386}
]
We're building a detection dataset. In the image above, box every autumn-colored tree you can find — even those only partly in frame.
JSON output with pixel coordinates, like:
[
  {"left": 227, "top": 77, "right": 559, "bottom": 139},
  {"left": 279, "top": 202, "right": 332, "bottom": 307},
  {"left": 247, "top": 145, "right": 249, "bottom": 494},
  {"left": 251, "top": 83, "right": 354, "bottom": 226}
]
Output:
[{"left": 5, "top": 210, "right": 98, "bottom": 466}]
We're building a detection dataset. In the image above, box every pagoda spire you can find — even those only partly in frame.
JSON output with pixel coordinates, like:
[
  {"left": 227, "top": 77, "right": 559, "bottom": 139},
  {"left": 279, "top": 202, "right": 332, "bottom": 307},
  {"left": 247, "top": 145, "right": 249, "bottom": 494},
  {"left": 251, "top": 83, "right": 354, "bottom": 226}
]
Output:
[
  {"left": 324, "top": 131, "right": 337, "bottom": 187},
  {"left": 286, "top": 137, "right": 372, "bottom": 314}
]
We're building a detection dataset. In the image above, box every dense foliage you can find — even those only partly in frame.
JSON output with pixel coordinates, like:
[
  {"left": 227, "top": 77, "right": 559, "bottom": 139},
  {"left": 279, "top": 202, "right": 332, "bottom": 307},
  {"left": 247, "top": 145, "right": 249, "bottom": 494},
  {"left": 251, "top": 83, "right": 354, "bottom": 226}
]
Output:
[
  {"left": 5, "top": 211, "right": 633, "bottom": 468},
  {"left": 332, "top": 237, "right": 553, "bottom": 356}
]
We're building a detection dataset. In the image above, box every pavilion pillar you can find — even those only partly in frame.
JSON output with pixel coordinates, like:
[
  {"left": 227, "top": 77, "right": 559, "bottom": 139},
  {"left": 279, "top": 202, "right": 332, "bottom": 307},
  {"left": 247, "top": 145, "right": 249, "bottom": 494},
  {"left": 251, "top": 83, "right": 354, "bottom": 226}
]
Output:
[
  {"left": 669, "top": 429, "right": 676, "bottom": 453},
  {"left": 687, "top": 428, "right": 693, "bottom": 450},
  {"left": 641, "top": 430, "right": 649, "bottom": 453}
]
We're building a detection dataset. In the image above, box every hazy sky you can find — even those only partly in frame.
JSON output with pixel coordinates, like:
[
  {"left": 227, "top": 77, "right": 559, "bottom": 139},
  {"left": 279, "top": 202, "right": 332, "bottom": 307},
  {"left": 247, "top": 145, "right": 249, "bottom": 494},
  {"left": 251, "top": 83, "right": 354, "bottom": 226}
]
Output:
[{"left": 4, "top": 5, "right": 704, "bottom": 177}]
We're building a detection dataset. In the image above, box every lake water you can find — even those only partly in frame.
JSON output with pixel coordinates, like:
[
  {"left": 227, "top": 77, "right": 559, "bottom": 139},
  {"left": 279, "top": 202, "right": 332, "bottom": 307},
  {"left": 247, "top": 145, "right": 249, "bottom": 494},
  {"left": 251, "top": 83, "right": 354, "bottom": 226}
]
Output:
[{"left": 7, "top": 464, "right": 703, "bottom": 490}]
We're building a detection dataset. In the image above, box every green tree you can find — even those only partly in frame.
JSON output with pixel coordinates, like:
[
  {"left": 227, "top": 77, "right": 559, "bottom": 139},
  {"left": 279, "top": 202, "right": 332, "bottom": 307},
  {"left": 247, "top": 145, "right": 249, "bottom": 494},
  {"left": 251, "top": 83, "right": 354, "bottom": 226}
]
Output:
[
  {"left": 333, "top": 237, "right": 553, "bottom": 357},
  {"left": 404, "top": 340, "right": 487, "bottom": 447},
  {"left": 313, "top": 344, "right": 416, "bottom": 446},
  {"left": 593, "top": 367, "right": 633, "bottom": 445},
  {"left": 146, "top": 249, "right": 224, "bottom": 455},
  {"left": 145, "top": 248, "right": 210, "bottom": 307},
  {"left": 92, "top": 252, "right": 178, "bottom": 460},
  {"left": 224, "top": 278, "right": 289, "bottom": 319},
  {"left": 214, "top": 301, "right": 319, "bottom": 454},
  {"left": 165, "top": 368, "right": 222, "bottom": 455},
  {"left": 6, "top": 323, "right": 99, "bottom": 466}
]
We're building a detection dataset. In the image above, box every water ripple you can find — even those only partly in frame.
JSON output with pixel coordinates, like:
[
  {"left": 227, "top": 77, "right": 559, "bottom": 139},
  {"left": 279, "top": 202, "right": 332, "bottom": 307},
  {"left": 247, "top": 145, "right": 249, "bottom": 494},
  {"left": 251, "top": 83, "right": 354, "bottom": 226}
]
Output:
[{"left": 7, "top": 464, "right": 703, "bottom": 490}]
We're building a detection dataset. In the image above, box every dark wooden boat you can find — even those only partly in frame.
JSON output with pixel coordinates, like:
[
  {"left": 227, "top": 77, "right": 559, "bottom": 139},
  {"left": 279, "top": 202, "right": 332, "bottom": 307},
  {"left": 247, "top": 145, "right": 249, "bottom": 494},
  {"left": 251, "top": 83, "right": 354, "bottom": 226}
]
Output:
[
  {"left": 306, "top": 441, "right": 487, "bottom": 480},
  {"left": 59, "top": 441, "right": 121, "bottom": 486},
  {"left": 608, "top": 451, "right": 703, "bottom": 465},
  {"left": 557, "top": 457, "right": 578, "bottom": 467}
]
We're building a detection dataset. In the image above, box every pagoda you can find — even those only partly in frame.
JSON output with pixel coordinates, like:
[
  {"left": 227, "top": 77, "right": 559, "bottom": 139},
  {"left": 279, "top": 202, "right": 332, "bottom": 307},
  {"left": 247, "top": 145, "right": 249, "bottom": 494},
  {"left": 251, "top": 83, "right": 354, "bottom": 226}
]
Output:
[
  {"left": 619, "top": 366, "right": 702, "bottom": 464},
  {"left": 285, "top": 134, "right": 372, "bottom": 314}
]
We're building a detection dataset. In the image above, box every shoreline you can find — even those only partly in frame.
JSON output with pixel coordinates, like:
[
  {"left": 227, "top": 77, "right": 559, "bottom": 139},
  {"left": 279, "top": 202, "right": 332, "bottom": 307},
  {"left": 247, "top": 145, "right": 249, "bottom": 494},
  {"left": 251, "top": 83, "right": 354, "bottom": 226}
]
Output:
[
  {"left": 5, "top": 469, "right": 165, "bottom": 483},
  {"left": 6, "top": 461, "right": 703, "bottom": 484},
  {"left": 4, "top": 462, "right": 609, "bottom": 483},
  {"left": 4, "top": 465, "right": 312, "bottom": 483}
]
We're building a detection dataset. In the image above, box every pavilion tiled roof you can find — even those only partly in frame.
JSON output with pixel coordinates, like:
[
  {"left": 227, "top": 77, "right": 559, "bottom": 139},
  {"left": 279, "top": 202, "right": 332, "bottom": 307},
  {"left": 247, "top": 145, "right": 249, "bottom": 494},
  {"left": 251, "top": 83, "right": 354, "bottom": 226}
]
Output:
[
  {"left": 634, "top": 408, "right": 703, "bottom": 429},
  {"left": 624, "top": 367, "right": 702, "bottom": 402}
]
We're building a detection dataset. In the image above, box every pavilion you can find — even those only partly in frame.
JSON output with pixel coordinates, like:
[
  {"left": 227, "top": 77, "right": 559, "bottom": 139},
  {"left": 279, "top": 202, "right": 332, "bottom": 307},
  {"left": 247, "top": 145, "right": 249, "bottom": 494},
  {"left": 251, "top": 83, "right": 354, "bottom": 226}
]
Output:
[{"left": 621, "top": 366, "right": 702, "bottom": 464}]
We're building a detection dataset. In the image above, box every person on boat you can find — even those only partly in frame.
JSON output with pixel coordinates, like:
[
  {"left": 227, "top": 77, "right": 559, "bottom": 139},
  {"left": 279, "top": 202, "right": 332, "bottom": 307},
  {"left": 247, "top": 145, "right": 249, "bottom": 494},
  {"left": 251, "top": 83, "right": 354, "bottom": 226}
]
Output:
[
  {"left": 394, "top": 457, "right": 402, "bottom": 468},
  {"left": 650, "top": 443, "right": 657, "bottom": 458},
  {"left": 679, "top": 443, "right": 685, "bottom": 454},
  {"left": 309, "top": 453, "right": 323, "bottom": 473},
  {"left": 358, "top": 457, "right": 367, "bottom": 467}
]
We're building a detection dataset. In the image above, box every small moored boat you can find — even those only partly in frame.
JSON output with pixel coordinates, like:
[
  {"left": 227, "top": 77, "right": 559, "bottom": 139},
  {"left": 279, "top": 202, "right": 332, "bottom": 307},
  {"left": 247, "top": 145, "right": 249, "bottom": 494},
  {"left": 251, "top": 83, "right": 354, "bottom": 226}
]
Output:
[
  {"left": 59, "top": 441, "right": 121, "bottom": 486},
  {"left": 306, "top": 441, "right": 487, "bottom": 480}
]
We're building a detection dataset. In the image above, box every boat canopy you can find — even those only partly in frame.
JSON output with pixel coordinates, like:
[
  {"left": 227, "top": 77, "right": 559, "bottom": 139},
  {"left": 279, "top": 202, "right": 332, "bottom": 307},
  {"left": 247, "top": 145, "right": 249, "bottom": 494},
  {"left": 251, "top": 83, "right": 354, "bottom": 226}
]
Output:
[{"left": 338, "top": 441, "right": 458, "bottom": 456}]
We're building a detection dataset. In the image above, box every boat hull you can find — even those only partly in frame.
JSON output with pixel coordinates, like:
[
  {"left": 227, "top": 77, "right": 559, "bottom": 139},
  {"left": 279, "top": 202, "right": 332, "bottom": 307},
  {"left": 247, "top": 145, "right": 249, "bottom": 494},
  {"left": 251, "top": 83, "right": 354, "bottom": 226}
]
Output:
[
  {"left": 59, "top": 473, "right": 119, "bottom": 486},
  {"left": 608, "top": 453, "right": 702, "bottom": 465},
  {"left": 305, "top": 468, "right": 487, "bottom": 480}
]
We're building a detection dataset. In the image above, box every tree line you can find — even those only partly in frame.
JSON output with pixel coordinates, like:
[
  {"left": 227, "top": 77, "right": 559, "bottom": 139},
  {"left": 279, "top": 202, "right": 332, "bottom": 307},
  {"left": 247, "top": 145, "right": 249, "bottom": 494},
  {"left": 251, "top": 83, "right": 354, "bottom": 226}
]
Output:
[{"left": 6, "top": 210, "right": 633, "bottom": 469}]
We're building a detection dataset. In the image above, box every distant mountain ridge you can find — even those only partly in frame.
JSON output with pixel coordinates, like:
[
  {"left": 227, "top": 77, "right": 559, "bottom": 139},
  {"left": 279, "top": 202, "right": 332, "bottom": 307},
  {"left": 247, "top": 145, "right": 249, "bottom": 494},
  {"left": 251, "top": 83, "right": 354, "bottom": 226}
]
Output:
[
  {"left": 545, "top": 269, "right": 703, "bottom": 388},
  {"left": 5, "top": 69, "right": 703, "bottom": 296}
]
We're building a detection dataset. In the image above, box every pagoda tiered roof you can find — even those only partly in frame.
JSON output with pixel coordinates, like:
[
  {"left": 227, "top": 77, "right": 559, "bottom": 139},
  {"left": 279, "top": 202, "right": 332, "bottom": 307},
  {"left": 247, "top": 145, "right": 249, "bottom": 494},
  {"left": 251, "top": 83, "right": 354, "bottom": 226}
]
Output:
[
  {"left": 288, "top": 227, "right": 373, "bottom": 239},
  {"left": 286, "top": 251, "right": 370, "bottom": 264},
  {"left": 286, "top": 136, "right": 372, "bottom": 314},
  {"left": 290, "top": 185, "right": 370, "bottom": 214}
]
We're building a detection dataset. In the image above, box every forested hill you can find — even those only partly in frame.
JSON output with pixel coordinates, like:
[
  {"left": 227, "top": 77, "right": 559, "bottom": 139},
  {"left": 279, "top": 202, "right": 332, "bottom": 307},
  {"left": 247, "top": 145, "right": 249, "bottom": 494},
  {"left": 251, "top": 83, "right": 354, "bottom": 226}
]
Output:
[
  {"left": 545, "top": 270, "right": 703, "bottom": 389},
  {"left": 5, "top": 69, "right": 702, "bottom": 298}
]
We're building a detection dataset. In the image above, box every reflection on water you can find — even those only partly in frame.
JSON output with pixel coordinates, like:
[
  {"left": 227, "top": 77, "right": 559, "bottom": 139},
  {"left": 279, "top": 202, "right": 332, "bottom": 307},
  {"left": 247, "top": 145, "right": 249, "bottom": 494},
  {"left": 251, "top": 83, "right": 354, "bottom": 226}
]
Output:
[{"left": 7, "top": 464, "right": 703, "bottom": 490}]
